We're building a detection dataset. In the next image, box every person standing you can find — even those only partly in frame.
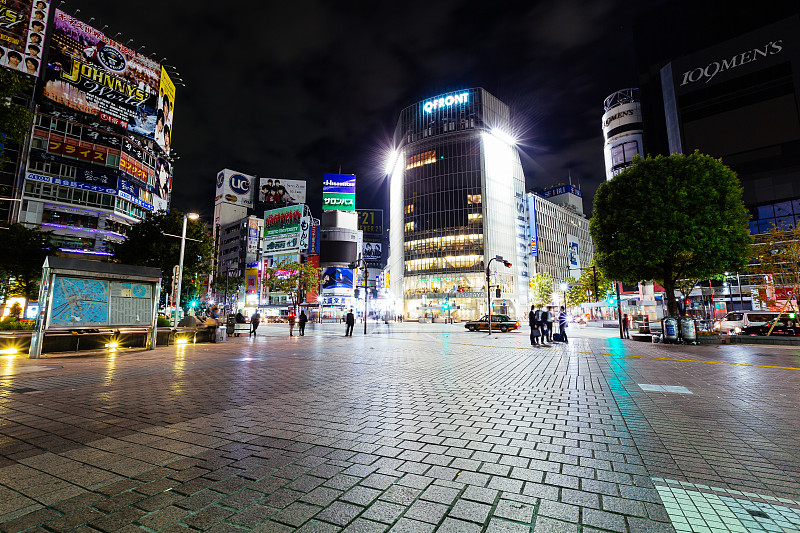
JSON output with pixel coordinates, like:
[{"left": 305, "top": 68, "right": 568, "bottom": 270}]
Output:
[
  {"left": 298, "top": 310, "right": 308, "bottom": 336},
  {"left": 345, "top": 309, "right": 355, "bottom": 336},
  {"left": 250, "top": 310, "right": 261, "bottom": 336},
  {"left": 235, "top": 309, "right": 246, "bottom": 337},
  {"left": 288, "top": 313, "right": 296, "bottom": 336},
  {"left": 528, "top": 305, "right": 541, "bottom": 346},
  {"left": 543, "top": 306, "right": 553, "bottom": 343},
  {"left": 622, "top": 313, "right": 631, "bottom": 339},
  {"left": 559, "top": 306, "right": 569, "bottom": 344}
]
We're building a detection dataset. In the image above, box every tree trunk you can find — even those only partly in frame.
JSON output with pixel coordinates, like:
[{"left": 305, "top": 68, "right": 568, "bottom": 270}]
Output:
[{"left": 663, "top": 279, "right": 678, "bottom": 317}]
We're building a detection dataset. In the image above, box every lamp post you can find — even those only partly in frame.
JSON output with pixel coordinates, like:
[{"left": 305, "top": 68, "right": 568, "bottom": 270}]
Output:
[
  {"left": 560, "top": 282, "right": 568, "bottom": 309},
  {"left": 348, "top": 255, "right": 369, "bottom": 334},
  {"left": 173, "top": 212, "right": 199, "bottom": 327},
  {"left": 486, "top": 255, "right": 512, "bottom": 335}
]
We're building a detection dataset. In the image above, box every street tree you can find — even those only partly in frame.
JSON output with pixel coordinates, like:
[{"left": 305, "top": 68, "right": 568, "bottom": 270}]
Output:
[
  {"left": 529, "top": 272, "right": 554, "bottom": 308},
  {"left": 210, "top": 273, "right": 244, "bottom": 312},
  {"left": 566, "top": 264, "right": 613, "bottom": 307},
  {"left": 750, "top": 224, "right": 800, "bottom": 310},
  {"left": 0, "top": 223, "right": 57, "bottom": 309},
  {"left": 591, "top": 152, "right": 751, "bottom": 316},
  {"left": 110, "top": 211, "right": 213, "bottom": 306},
  {"left": 263, "top": 259, "right": 322, "bottom": 314},
  {"left": 0, "top": 70, "right": 33, "bottom": 164}
]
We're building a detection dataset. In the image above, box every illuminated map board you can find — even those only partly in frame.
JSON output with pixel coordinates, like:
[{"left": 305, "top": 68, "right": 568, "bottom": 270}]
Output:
[{"left": 50, "top": 277, "right": 154, "bottom": 327}]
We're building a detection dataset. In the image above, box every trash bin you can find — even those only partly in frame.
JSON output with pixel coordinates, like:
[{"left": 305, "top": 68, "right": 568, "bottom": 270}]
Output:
[
  {"left": 679, "top": 317, "right": 698, "bottom": 344},
  {"left": 662, "top": 317, "right": 679, "bottom": 343},
  {"left": 226, "top": 314, "right": 236, "bottom": 335}
]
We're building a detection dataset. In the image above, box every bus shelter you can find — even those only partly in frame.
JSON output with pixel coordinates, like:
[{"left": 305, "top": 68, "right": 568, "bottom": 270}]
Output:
[{"left": 29, "top": 257, "right": 161, "bottom": 358}]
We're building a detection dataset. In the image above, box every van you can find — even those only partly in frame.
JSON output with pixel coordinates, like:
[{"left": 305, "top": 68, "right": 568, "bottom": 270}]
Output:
[{"left": 713, "top": 311, "right": 780, "bottom": 334}]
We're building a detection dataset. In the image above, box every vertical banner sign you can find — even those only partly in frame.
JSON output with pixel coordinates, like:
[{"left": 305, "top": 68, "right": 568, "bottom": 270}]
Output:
[
  {"left": 527, "top": 195, "right": 539, "bottom": 257},
  {"left": 322, "top": 174, "right": 356, "bottom": 211},
  {"left": 567, "top": 234, "right": 580, "bottom": 278},
  {"left": 299, "top": 216, "right": 310, "bottom": 252}
]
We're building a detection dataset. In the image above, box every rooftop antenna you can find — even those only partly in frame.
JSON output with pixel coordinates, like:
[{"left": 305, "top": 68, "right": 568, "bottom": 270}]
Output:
[{"left": 568, "top": 169, "right": 572, "bottom": 186}]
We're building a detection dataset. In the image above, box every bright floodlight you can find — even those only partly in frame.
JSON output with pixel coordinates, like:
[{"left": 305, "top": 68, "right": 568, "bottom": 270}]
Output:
[
  {"left": 560, "top": 282, "right": 568, "bottom": 292},
  {"left": 490, "top": 128, "right": 517, "bottom": 146},
  {"left": 187, "top": 213, "right": 200, "bottom": 220},
  {"left": 385, "top": 150, "right": 398, "bottom": 175}
]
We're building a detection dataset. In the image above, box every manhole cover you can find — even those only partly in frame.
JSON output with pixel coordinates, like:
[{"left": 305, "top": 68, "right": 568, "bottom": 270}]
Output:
[{"left": 747, "top": 509, "right": 770, "bottom": 518}]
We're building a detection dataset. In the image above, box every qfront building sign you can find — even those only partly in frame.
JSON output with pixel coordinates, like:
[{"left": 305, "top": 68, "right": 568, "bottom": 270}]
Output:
[{"left": 322, "top": 174, "right": 356, "bottom": 211}]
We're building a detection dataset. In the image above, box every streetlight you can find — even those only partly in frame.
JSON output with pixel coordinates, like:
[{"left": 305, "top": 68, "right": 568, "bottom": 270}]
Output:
[
  {"left": 486, "top": 255, "right": 512, "bottom": 334},
  {"left": 560, "top": 282, "right": 568, "bottom": 308},
  {"left": 348, "top": 255, "right": 369, "bottom": 335},
  {"left": 173, "top": 212, "right": 199, "bottom": 327}
]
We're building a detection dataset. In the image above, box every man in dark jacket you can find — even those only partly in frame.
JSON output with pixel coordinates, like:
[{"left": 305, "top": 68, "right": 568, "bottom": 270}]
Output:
[
  {"left": 345, "top": 309, "right": 355, "bottom": 336},
  {"left": 559, "top": 306, "right": 569, "bottom": 343},
  {"left": 529, "top": 305, "right": 541, "bottom": 346},
  {"left": 542, "top": 307, "right": 553, "bottom": 343},
  {"left": 250, "top": 310, "right": 260, "bottom": 336},
  {"left": 298, "top": 310, "right": 308, "bottom": 336}
]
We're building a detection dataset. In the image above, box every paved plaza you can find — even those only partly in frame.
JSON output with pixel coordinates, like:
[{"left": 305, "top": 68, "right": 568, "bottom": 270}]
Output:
[{"left": 1, "top": 322, "right": 799, "bottom": 532}]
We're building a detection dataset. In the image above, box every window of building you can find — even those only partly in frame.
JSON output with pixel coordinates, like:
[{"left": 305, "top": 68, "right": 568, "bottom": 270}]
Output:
[
  {"left": 404, "top": 221, "right": 415, "bottom": 232},
  {"left": 467, "top": 194, "right": 482, "bottom": 206},
  {"left": 468, "top": 213, "right": 482, "bottom": 223},
  {"left": 406, "top": 150, "right": 436, "bottom": 170}
]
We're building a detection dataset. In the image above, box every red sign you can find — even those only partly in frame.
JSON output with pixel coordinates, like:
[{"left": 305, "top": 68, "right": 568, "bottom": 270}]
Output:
[
  {"left": 119, "top": 152, "right": 152, "bottom": 183},
  {"left": 48, "top": 139, "right": 107, "bottom": 163}
]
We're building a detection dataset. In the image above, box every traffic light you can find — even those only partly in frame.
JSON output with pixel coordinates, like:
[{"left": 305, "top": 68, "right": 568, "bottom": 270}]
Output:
[
  {"left": 348, "top": 261, "right": 357, "bottom": 269},
  {"left": 190, "top": 300, "right": 198, "bottom": 308},
  {"left": 354, "top": 288, "right": 360, "bottom": 298},
  {"left": 496, "top": 288, "right": 501, "bottom": 298}
]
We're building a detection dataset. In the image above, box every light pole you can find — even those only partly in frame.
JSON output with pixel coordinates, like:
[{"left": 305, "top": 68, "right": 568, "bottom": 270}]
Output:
[
  {"left": 486, "top": 255, "right": 512, "bottom": 335},
  {"left": 560, "top": 282, "right": 568, "bottom": 309},
  {"left": 173, "top": 212, "right": 199, "bottom": 327},
  {"left": 348, "top": 255, "right": 369, "bottom": 334}
]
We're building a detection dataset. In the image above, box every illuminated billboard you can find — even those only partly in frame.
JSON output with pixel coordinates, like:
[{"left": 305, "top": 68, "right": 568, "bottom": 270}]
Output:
[
  {"left": 0, "top": 0, "right": 50, "bottom": 77},
  {"left": 257, "top": 178, "right": 306, "bottom": 210},
  {"left": 43, "top": 10, "right": 175, "bottom": 153},
  {"left": 215, "top": 169, "right": 254, "bottom": 208},
  {"left": 322, "top": 173, "right": 355, "bottom": 211}
]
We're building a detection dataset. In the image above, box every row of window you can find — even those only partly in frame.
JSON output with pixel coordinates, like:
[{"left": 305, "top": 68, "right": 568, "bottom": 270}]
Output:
[
  {"left": 28, "top": 159, "right": 156, "bottom": 205},
  {"left": 23, "top": 180, "right": 146, "bottom": 220},
  {"left": 405, "top": 255, "right": 483, "bottom": 273}
]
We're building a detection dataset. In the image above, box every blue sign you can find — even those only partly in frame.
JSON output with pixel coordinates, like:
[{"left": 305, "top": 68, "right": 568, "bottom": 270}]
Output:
[
  {"left": 542, "top": 185, "right": 582, "bottom": 198},
  {"left": 229, "top": 174, "right": 250, "bottom": 195},
  {"left": 117, "top": 178, "right": 138, "bottom": 196},
  {"left": 322, "top": 174, "right": 356, "bottom": 194},
  {"left": 527, "top": 195, "right": 538, "bottom": 257},
  {"left": 27, "top": 172, "right": 117, "bottom": 195},
  {"left": 118, "top": 190, "right": 154, "bottom": 211},
  {"left": 322, "top": 267, "right": 353, "bottom": 289}
]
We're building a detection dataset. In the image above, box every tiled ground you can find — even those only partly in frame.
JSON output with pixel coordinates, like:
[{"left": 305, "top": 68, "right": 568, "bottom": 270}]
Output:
[{"left": 0, "top": 322, "right": 798, "bottom": 532}]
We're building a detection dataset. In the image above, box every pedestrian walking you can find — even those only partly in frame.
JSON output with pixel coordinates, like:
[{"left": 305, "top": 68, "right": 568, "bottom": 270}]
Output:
[
  {"left": 529, "top": 305, "right": 541, "bottom": 346},
  {"left": 250, "top": 310, "right": 260, "bottom": 336},
  {"left": 345, "top": 309, "right": 355, "bottom": 336},
  {"left": 622, "top": 313, "right": 631, "bottom": 339},
  {"left": 298, "top": 310, "right": 308, "bottom": 336},
  {"left": 559, "top": 306, "right": 569, "bottom": 344},
  {"left": 288, "top": 313, "right": 296, "bottom": 336}
]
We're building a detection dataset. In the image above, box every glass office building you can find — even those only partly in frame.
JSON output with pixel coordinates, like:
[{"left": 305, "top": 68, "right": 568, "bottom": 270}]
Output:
[{"left": 388, "top": 88, "right": 528, "bottom": 320}]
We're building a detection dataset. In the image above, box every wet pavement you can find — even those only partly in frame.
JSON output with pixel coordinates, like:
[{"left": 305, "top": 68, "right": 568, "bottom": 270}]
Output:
[{"left": 0, "top": 322, "right": 798, "bottom": 532}]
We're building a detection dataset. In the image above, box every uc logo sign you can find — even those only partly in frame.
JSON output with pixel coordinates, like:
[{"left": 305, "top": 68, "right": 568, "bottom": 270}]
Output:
[
  {"left": 216, "top": 172, "right": 224, "bottom": 189},
  {"left": 229, "top": 174, "right": 250, "bottom": 195}
]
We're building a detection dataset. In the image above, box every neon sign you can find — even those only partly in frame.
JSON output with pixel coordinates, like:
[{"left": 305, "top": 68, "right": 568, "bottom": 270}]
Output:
[{"left": 423, "top": 92, "right": 469, "bottom": 113}]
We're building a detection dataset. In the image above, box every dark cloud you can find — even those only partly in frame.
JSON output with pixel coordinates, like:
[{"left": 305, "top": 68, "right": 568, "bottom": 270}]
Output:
[{"left": 57, "top": 0, "right": 664, "bottom": 218}]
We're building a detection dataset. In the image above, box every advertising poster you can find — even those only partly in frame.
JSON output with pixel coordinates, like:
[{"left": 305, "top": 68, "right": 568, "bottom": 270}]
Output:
[
  {"left": 215, "top": 169, "right": 254, "bottom": 208},
  {"left": 156, "top": 67, "right": 175, "bottom": 154},
  {"left": 0, "top": 0, "right": 50, "bottom": 77},
  {"left": 258, "top": 178, "right": 306, "bottom": 207},
  {"left": 152, "top": 156, "right": 171, "bottom": 211},
  {"left": 263, "top": 205, "right": 303, "bottom": 237},
  {"left": 322, "top": 173, "right": 356, "bottom": 211},
  {"left": 43, "top": 10, "right": 175, "bottom": 152},
  {"left": 357, "top": 209, "right": 383, "bottom": 239},
  {"left": 322, "top": 267, "right": 353, "bottom": 290},
  {"left": 298, "top": 216, "right": 310, "bottom": 252},
  {"left": 363, "top": 242, "right": 382, "bottom": 262},
  {"left": 567, "top": 234, "right": 580, "bottom": 278}
]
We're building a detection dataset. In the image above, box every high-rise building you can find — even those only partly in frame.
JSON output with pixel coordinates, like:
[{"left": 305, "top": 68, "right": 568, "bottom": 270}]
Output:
[
  {"left": 388, "top": 88, "right": 529, "bottom": 320},
  {"left": 9, "top": 7, "right": 177, "bottom": 258},
  {"left": 634, "top": 2, "right": 800, "bottom": 234},
  {"left": 602, "top": 89, "right": 644, "bottom": 180}
]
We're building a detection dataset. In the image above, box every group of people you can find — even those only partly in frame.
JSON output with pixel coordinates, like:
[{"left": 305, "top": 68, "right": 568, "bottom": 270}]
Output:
[
  {"left": 234, "top": 309, "right": 262, "bottom": 336},
  {"left": 287, "top": 311, "right": 309, "bottom": 336},
  {"left": 529, "top": 305, "right": 569, "bottom": 346}
]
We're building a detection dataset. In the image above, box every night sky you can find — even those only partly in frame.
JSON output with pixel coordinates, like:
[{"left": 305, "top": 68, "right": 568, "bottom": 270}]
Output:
[{"left": 56, "top": 0, "right": 664, "bottom": 219}]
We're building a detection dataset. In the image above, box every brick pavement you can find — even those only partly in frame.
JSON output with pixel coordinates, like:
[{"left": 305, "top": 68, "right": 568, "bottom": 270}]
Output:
[{"left": 0, "top": 322, "right": 798, "bottom": 532}]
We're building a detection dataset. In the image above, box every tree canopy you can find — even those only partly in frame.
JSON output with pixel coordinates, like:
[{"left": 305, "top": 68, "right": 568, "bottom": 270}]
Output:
[
  {"left": 750, "top": 224, "right": 800, "bottom": 310},
  {"left": 590, "top": 152, "right": 751, "bottom": 316},
  {"left": 0, "top": 223, "right": 58, "bottom": 306},
  {"left": 264, "top": 259, "right": 321, "bottom": 313},
  {"left": 110, "top": 211, "right": 213, "bottom": 306},
  {"left": 529, "top": 272, "right": 553, "bottom": 308},
  {"left": 0, "top": 70, "right": 33, "bottom": 164},
  {"left": 566, "top": 264, "right": 613, "bottom": 308}
]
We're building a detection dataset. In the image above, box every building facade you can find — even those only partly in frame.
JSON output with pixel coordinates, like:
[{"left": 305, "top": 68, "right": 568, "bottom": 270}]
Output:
[
  {"left": 602, "top": 88, "right": 644, "bottom": 180},
  {"left": 635, "top": 3, "right": 800, "bottom": 234},
  {"left": 388, "top": 88, "right": 528, "bottom": 320},
  {"left": 7, "top": 7, "right": 177, "bottom": 258},
  {"left": 527, "top": 191, "right": 593, "bottom": 287}
]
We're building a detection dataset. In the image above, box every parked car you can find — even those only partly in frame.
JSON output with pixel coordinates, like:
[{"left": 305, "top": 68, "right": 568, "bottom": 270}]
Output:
[
  {"left": 464, "top": 315, "right": 520, "bottom": 332},
  {"left": 713, "top": 311, "right": 779, "bottom": 334},
  {"left": 740, "top": 318, "right": 799, "bottom": 336}
]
